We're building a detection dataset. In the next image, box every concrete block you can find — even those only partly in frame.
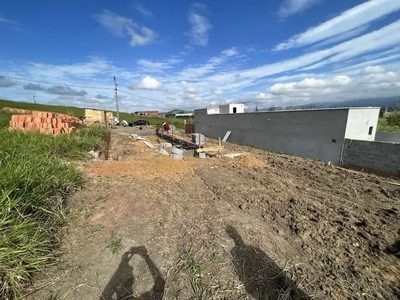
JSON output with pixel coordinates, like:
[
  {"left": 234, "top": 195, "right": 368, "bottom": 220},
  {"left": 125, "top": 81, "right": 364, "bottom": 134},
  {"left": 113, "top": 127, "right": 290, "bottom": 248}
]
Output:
[
  {"left": 171, "top": 147, "right": 183, "bottom": 155},
  {"left": 170, "top": 153, "right": 183, "bottom": 160},
  {"left": 159, "top": 149, "right": 169, "bottom": 156}
]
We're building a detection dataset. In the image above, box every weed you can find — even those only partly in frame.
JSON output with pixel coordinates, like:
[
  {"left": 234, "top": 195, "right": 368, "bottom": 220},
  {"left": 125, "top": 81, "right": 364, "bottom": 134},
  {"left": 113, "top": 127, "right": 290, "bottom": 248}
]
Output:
[
  {"left": 211, "top": 252, "right": 223, "bottom": 265},
  {"left": 184, "top": 252, "right": 205, "bottom": 299},
  {"left": 90, "top": 224, "right": 104, "bottom": 233},
  {"left": 107, "top": 239, "right": 123, "bottom": 255},
  {"left": 45, "top": 291, "right": 61, "bottom": 300}
]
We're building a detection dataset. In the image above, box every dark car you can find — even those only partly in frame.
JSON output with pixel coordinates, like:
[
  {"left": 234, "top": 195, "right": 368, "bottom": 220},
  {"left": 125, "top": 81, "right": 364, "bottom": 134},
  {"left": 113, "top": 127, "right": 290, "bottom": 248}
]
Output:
[{"left": 129, "top": 120, "right": 150, "bottom": 126}]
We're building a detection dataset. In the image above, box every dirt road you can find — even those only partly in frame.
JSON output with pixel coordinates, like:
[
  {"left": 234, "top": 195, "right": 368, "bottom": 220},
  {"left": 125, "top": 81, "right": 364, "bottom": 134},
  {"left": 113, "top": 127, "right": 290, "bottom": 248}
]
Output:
[{"left": 27, "top": 134, "right": 400, "bottom": 299}]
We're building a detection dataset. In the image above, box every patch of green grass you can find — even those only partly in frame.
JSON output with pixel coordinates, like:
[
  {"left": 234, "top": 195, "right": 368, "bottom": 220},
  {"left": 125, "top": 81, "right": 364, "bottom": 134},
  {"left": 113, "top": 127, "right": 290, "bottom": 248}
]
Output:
[
  {"left": 378, "top": 117, "right": 400, "bottom": 132},
  {"left": 184, "top": 252, "right": 205, "bottom": 299},
  {"left": 90, "top": 224, "right": 104, "bottom": 233},
  {"left": 0, "top": 99, "right": 84, "bottom": 117},
  {"left": 0, "top": 126, "right": 106, "bottom": 299},
  {"left": 107, "top": 239, "right": 123, "bottom": 255},
  {"left": 0, "top": 110, "right": 12, "bottom": 129},
  {"left": 211, "top": 253, "right": 223, "bottom": 265}
]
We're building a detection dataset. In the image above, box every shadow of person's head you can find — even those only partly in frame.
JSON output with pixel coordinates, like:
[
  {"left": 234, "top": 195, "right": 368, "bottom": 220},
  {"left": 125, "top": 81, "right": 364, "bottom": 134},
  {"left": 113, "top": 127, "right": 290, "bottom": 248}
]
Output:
[{"left": 226, "top": 225, "right": 245, "bottom": 246}]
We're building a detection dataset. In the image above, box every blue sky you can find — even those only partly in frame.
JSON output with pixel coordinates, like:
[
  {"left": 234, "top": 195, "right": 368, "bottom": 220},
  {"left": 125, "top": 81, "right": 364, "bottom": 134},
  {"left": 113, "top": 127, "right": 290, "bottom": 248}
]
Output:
[{"left": 0, "top": 0, "right": 399, "bottom": 112}]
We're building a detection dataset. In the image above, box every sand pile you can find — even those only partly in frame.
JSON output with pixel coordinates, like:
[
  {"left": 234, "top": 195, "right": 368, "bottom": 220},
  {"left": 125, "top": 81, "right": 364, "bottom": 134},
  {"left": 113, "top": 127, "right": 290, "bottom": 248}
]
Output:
[
  {"left": 90, "top": 155, "right": 195, "bottom": 182},
  {"left": 231, "top": 155, "right": 267, "bottom": 168}
]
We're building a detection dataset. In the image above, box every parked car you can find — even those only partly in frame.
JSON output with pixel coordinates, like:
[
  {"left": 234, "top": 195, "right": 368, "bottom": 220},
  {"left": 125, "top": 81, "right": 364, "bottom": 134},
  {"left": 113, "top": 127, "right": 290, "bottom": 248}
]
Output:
[{"left": 129, "top": 119, "right": 150, "bottom": 126}]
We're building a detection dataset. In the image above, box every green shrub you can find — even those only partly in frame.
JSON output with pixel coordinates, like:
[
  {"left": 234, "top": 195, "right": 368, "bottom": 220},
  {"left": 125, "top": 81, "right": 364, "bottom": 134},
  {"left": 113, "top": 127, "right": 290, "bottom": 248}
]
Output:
[{"left": 386, "top": 112, "right": 400, "bottom": 127}]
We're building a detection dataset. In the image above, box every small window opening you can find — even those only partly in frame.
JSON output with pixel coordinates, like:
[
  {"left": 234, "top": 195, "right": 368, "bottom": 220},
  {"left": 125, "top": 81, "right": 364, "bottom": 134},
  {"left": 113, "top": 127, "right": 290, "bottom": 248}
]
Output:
[
  {"left": 368, "top": 126, "right": 373, "bottom": 135},
  {"left": 233, "top": 107, "right": 237, "bottom": 113}
]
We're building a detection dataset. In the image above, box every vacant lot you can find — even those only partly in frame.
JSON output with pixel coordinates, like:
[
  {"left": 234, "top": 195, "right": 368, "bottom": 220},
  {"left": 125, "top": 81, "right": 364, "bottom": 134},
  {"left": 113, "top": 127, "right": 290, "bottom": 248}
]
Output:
[{"left": 25, "top": 131, "right": 399, "bottom": 300}]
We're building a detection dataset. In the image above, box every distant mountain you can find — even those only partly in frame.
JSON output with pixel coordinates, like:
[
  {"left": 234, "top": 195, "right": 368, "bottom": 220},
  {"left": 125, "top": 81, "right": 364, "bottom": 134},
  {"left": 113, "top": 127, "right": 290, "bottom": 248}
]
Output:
[{"left": 259, "top": 96, "right": 400, "bottom": 111}]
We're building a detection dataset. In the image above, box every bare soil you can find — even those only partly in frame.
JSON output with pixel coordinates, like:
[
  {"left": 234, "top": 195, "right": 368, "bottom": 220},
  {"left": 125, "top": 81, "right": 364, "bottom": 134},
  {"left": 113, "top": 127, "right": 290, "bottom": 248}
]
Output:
[{"left": 26, "top": 133, "right": 400, "bottom": 300}]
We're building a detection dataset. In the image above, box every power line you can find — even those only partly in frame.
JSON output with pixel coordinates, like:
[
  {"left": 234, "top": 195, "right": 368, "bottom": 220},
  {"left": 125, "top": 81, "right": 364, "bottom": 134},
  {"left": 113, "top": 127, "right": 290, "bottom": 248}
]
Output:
[
  {"left": 118, "top": 89, "right": 164, "bottom": 104},
  {"left": 0, "top": 74, "right": 111, "bottom": 90}
]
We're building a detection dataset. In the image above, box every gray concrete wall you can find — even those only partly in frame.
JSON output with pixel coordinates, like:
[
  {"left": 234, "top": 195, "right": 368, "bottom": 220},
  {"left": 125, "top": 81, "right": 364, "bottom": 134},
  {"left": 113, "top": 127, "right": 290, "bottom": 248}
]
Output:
[
  {"left": 344, "top": 108, "right": 380, "bottom": 141},
  {"left": 195, "top": 109, "right": 350, "bottom": 163},
  {"left": 342, "top": 139, "right": 400, "bottom": 176},
  {"left": 375, "top": 131, "right": 400, "bottom": 143}
]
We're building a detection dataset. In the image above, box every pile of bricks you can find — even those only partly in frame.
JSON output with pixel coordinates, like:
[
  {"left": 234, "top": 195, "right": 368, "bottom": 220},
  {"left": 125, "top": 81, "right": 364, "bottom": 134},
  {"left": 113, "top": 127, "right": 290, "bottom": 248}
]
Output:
[{"left": 8, "top": 110, "right": 84, "bottom": 135}]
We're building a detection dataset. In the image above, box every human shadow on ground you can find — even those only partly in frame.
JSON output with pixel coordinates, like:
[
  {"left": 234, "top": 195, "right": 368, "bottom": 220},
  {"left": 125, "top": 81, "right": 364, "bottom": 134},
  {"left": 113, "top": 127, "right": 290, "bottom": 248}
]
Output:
[
  {"left": 101, "top": 246, "right": 165, "bottom": 300},
  {"left": 226, "top": 225, "right": 310, "bottom": 300}
]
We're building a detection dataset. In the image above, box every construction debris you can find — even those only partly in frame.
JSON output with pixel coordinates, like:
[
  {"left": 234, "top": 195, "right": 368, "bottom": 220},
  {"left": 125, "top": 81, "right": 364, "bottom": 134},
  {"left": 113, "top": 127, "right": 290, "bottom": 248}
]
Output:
[
  {"left": 224, "top": 153, "right": 246, "bottom": 158},
  {"left": 196, "top": 146, "right": 224, "bottom": 153},
  {"left": 222, "top": 131, "right": 231, "bottom": 142},
  {"left": 159, "top": 149, "right": 169, "bottom": 156},
  {"left": 137, "top": 136, "right": 156, "bottom": 148}
]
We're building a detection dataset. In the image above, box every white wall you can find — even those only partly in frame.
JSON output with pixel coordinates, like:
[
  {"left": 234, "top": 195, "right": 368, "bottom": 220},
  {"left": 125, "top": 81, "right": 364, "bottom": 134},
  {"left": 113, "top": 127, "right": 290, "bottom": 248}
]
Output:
[
  {"left": 219, "top": 104, "right": 244, "bottom": 114},
  {"left": 344, "top": 108, "right": 380, "bottom": 141},
  {"left": 207, "top": 108, "right": 220, "bottom": 114}
]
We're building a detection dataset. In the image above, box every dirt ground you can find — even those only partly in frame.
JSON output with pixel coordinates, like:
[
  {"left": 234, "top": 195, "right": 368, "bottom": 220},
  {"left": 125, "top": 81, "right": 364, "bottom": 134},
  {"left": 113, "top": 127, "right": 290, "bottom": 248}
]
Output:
[{"left": 25, "top": 132, "right": 400, "bottom": 300}]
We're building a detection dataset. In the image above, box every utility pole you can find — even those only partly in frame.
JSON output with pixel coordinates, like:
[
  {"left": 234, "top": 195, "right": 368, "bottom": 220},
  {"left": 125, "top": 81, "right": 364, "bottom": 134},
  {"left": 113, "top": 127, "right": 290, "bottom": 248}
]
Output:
[
  {"left": 33, "top": 95, "right": 36, "bottom": 104},
  {"left": 113, "top": 76, "right": 120, "bottom": 121}
]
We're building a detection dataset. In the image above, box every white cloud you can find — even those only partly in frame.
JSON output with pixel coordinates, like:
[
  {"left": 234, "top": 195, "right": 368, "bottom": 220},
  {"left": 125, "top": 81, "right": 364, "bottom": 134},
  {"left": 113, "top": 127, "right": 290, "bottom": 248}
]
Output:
[
  {"left": 188, "top": 4, "right": 211, "bottom": 46},
  {"left": 275, "top": 0, "right": 400, "bottom": 51},
  {"left": 213, "top": 88, "right": 224, "bottom": 95},
  {"left": 133, "top": 3, "right": 154, "bottom": 18},
  {"left": 221, "top": 47, "right": 239, "bottom": 57},
  {"left": 94, "top": 10, "right": 156, "bottom": 47},
  {"left": 363, "top": 66, "right": 386, "bottom": 75},
  {"left": 298, "top": 21, "right": 400, "bottom": 72},
  {"left": 254, "top": 69, "right": 400, "bottom": 107},
  {"left": 311, "top": 25, "right": 369, "bottom": 49},
  {"left": 137, "top": 58, "right": 182, "bottom": 73},
  {"left": 183, "top": 87, "right": 199, "bottom": 100},
  {"left": 278, "top": 0, "right": 320, "bottom": 18},
  {"left": 0, "top": 16, "right": 18, "bottom": 25},
  {"left": 131, "top": 76, "right": 164, "bottom": 90}
]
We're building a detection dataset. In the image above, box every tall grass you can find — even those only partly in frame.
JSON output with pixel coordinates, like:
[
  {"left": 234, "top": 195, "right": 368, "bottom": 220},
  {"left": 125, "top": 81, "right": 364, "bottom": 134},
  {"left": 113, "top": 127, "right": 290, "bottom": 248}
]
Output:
[{"left": 0, "top": 126, "right": 105, "bottom": 299}]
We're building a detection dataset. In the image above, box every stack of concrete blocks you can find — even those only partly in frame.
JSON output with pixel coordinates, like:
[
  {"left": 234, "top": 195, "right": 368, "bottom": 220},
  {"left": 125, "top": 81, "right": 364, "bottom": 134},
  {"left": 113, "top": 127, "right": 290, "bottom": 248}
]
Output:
[
  {"left": 170, "top": 147, "right": 183, "bottom": 160},
  {"left": 8, "top": 111, "right": 81, "bottom": 134},
  {"left": 192, "top": 133, "right": 205, "bottom": 146}
]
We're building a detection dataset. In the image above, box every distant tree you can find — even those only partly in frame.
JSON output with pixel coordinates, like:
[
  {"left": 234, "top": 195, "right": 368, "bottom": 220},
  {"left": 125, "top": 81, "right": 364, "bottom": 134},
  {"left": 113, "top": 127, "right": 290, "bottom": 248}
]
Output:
[
  {"left": 379, "top": 108, "right": 386, "bottom": 118},
  {"left": 255, "top": 106, "right": 259, "bottom": 112},
  {"left": 386, "top": 112, "right": 400, "bottom": 127}
]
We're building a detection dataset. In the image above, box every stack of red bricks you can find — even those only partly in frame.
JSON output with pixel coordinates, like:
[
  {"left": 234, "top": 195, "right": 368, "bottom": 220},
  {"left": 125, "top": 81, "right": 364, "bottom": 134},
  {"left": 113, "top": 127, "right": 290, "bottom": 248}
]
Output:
[{"left": 8, "top": 110, "right": 83, "bottom": 135}]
